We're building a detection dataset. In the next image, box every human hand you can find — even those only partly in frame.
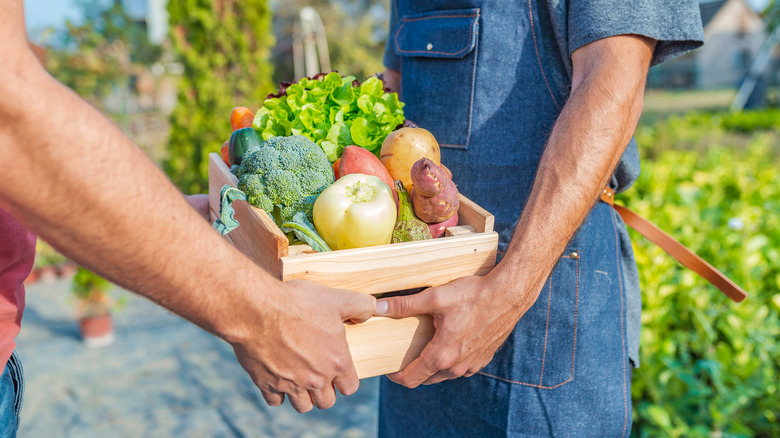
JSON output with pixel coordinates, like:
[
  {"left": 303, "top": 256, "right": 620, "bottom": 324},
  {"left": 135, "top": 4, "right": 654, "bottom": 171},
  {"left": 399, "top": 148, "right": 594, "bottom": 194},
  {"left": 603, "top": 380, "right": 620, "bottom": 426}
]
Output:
[
  {"left": 229, "top": 279, "right": 376, "bottom": 412},
  {"left": 375, "top": 274, "right": 532, "bottom": 388}
]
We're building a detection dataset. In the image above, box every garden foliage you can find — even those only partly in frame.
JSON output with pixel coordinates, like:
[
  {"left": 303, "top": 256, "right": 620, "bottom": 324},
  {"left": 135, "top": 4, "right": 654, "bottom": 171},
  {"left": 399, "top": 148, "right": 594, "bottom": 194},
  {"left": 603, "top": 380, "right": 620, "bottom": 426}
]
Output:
[
  {"left": 165, "top": 0, "right": 275, "bottom": 194},
  {"left": 625, "top": 110, "right": 780, "bottom": 437}
]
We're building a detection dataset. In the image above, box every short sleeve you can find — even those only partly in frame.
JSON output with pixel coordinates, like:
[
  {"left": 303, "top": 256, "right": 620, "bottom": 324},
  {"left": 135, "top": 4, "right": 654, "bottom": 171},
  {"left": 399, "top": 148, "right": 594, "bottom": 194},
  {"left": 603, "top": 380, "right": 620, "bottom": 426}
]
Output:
[
  {"left": 568, "top": 0, "right": 704, "bottom": 66},
  {"left": 383, "top": 0, "right": 402, "bottom": 71}
]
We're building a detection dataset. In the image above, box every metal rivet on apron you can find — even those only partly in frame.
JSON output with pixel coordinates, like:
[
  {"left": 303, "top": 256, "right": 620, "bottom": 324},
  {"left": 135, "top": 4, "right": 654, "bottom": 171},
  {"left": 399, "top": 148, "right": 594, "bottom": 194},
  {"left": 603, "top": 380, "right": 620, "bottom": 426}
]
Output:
[
  {"left": 569, "top": 251, "right": 579, "bottom": 259},
  {"left": 426, "top": 43, "right": 433, "bottom": 50}
]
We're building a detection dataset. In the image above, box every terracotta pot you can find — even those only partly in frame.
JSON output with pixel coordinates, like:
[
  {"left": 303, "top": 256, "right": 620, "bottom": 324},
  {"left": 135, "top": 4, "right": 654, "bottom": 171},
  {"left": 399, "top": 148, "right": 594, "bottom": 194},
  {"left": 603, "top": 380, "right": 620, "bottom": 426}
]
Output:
[
  {"left": 38, "top": 265, "right": 58, "bottom": 284},
  {"left": 57, "top": 262, "right": 78, "bottom": 279},
  {"left": 79, "top": 313, "right": 115, "bottom": 348}
]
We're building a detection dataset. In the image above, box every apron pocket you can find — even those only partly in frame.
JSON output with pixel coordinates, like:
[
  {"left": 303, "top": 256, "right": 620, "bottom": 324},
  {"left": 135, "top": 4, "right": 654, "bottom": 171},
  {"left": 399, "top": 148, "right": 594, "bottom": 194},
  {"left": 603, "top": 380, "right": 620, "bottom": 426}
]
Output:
[
  {"left": 393, "top": 8, "right": 480, "bottom": 149},
  {"left": 479, "top": 250, "right": 580, "bottom": 389}
]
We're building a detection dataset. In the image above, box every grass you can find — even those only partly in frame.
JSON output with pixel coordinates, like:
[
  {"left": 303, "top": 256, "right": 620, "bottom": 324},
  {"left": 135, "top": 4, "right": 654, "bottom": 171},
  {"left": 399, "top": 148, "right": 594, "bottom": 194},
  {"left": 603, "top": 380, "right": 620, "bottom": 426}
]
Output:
[{"left": 640, "top": 88, "right": 736, "bottom": 126}]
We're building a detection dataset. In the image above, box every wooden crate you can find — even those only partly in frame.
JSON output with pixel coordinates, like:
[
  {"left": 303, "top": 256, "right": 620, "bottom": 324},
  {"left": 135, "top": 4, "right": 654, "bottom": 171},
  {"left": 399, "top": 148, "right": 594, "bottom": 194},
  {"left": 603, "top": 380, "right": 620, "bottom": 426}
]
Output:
[{"left": 208, "top": 153, "right": 498, "bottom": 378}]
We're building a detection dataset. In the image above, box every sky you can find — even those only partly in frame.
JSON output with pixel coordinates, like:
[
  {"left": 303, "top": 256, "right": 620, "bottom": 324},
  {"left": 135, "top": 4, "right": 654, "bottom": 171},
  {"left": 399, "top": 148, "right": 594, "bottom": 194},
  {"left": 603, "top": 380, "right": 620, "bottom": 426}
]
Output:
[
  {"left": 23, "top": 0, "right": 774, "bottom": 37},
  {"left": 24, "top": 0, "right": 147, "bottom": 31}
]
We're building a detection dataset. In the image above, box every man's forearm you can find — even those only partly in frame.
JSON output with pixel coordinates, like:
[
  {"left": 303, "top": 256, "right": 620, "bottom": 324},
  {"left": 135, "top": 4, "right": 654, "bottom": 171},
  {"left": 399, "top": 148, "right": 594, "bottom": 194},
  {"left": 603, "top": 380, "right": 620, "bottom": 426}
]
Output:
[
  {"left": 0, "top": 41, "right": 276, "bottom": 343},
  {"left": 490, "top": 36, "right": 655, "bottom": 310}
]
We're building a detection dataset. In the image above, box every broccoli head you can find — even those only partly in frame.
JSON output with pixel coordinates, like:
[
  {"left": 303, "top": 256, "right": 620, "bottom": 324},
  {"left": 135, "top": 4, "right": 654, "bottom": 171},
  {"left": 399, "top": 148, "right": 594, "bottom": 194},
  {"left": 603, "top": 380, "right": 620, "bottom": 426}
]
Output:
[{"left": 235, "top": 135, "right": 334, "bottom": 227}]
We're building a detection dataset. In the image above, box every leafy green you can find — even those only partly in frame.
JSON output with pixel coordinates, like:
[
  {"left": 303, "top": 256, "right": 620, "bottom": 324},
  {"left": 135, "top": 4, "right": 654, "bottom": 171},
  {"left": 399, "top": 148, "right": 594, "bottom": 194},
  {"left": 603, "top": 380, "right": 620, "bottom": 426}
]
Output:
[
  {"left": 626, "top": 109, "right": 780, "bottom": 437},
  {"left": 212, "top": 185, "right": 248, "bottom": 236},
  {"left": 281, "top": 212, "right": 332, "bottom": 253},
  {"left": 252, "top": 72, "right": 405, "bottom": 162}
]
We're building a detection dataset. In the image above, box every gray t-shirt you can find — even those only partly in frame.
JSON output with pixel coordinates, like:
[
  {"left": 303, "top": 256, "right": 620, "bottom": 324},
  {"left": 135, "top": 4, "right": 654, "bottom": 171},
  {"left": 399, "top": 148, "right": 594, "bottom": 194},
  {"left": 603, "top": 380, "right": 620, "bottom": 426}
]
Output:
[{"left": 383, "top": 0, "right": 704, "bottom": 367}]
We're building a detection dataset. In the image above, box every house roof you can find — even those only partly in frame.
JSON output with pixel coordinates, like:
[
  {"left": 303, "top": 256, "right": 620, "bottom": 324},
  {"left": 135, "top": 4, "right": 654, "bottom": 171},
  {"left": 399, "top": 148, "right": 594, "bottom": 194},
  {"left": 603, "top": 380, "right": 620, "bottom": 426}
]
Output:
[{"left": 700, "top": 0, "right": 728, "bottom": 28}]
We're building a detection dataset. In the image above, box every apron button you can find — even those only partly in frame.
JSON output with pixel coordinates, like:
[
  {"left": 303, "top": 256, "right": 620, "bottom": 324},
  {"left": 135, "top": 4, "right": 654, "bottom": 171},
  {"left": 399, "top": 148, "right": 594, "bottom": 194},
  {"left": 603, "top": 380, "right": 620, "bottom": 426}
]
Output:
[
  {"left": 569, "top": 251, "right": 579, "bottom": 259},
  {"left": 426, "top": 43, "right": 433, "bottom": 50}
]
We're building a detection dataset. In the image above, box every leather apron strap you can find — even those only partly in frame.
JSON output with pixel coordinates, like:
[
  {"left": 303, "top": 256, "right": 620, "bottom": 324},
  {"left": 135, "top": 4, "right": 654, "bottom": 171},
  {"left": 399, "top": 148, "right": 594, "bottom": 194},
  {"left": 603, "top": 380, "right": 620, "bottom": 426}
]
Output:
[{"left": 600, "top": 186, "right": 747, "bottom": 303}]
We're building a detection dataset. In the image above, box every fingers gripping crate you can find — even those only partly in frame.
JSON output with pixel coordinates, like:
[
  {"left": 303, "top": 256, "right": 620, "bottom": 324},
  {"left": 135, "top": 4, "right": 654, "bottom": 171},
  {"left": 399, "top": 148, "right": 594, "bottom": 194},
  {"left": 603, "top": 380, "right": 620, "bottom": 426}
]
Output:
[{"left": 208, "top": 153, "right": 498, "bottom": 378}]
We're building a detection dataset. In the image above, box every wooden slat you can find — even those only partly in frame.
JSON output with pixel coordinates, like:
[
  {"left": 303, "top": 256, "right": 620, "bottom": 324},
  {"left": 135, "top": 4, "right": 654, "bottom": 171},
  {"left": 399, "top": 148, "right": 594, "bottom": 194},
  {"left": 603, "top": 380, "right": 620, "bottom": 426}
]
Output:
[
  {"left": 208, "top": 155, "right": 238, "bottom": 215},
  {"left": 445, "top": 225, "right": 476, "bottom": 237},
  {"left": 458, "top": 193, "right": 494, "bottom": 233},
  {"left": 208, "top": 153, "right": 289, "bottom": 277},
  {"left": 346, "top": 315, "right": 434, "bottom": 379},
  {"left": 208, "top": 151, "right": 500, "bottom": 378},
  {"left": 281, "top": 232, "right": 498, "bottom": 294},
  {"left": 287, "top": 244, "right": 316, "bottom": 256}
]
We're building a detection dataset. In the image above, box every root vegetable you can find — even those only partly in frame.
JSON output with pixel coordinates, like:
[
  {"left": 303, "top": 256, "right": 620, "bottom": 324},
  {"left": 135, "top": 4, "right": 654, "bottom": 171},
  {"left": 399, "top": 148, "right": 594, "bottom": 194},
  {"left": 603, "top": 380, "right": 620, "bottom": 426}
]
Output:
[
  {"left": 428, "top": 212, "right": 459, "bottom": 238},
  {"left": 339, "top": 145, "right": 398, "bottom": 206},
  {"left": 339, "top": 146, "right": 396, "bottom": 190},
  {"left": 410, "top": 158, "right": 459, "bottom": 224},
  {"left": 379, "top": 127, "right": 441, "bottom": 191}
]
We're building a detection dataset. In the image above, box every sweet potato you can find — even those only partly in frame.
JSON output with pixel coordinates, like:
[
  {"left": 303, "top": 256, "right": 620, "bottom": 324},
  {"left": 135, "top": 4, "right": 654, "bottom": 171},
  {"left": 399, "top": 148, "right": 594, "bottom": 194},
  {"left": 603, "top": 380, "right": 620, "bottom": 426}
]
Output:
[
  {"left": 332, "top": 157, "right": 341, "bottom": 180},
  {"left": 410, "top": 158, "right": 459, "bottom": 223},
  {"left": 339, "top": 145, "right": 397, "bottom": 194},
  {"left": 428, "top": 212, "right": 459, "bottom": 238}
]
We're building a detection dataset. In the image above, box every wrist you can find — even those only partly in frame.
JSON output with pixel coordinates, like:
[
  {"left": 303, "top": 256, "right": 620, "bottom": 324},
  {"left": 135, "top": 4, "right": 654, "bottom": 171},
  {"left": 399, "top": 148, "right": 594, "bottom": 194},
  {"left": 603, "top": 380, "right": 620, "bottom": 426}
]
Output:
[{"left": 486, "top": 256, "right": 549, "bottom": 318}]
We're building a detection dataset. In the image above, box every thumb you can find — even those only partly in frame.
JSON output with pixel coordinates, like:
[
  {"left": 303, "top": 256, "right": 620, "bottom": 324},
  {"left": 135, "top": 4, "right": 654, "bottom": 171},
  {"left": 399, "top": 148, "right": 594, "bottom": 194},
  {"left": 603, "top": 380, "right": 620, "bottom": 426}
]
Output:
[
  {"left": 375, "top": 290, "right": 436, "bottom": 319},
  {"left": 340, "top": 291, "right": 377, "bottom": 324}
]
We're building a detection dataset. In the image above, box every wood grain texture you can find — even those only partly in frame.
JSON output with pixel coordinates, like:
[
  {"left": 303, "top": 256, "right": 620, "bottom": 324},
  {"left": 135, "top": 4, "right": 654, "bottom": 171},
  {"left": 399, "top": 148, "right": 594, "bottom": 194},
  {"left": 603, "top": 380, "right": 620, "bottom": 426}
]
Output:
[
  {"left": 458, "top": 193, "right": 494, "bottom": 233},
  {"left": 345, "top": 315, "right": 434, "bottom": 379},
  {"left": 281, "top": 233, "right": 497, "bottom": 294},
  {"left": 208, "top": 152, "right": 499, "bottom": 378},
  {"left": 208, "top": 153, "right": 288, "bottom": 277}
]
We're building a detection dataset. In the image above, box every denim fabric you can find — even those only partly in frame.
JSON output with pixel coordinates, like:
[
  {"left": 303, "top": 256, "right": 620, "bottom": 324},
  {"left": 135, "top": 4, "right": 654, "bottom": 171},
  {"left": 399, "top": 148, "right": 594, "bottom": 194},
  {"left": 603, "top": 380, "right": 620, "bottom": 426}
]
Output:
[
  {"left": 380, "top": 204, "right": 635, "bottom": 436},
  {"left": 380, "top": 0, "right": 703, "bottom": 435},
  {"left": 0, "top": 352, "right": 24, "bottom": 438},
  {"left": 383, "top": 0, "right": 702, "bottom": 369}
]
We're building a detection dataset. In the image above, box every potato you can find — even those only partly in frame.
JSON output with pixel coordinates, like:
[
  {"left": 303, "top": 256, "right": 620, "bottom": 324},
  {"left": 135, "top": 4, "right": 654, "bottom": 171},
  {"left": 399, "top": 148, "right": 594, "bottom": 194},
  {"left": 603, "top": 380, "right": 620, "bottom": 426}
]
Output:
[{"left": 379, "top": 127, "right": 441, "bottom": 190}]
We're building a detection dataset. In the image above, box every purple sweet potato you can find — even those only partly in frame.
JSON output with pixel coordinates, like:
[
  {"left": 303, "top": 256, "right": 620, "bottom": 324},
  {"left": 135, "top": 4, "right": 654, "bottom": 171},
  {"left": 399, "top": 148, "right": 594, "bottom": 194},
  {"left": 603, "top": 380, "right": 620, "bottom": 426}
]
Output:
[
  {"left": 428, "top": 212, "right": 459, "bottom": 238},
  {"left": 410, "top": 158, "right": 459, "bottom": 224}
]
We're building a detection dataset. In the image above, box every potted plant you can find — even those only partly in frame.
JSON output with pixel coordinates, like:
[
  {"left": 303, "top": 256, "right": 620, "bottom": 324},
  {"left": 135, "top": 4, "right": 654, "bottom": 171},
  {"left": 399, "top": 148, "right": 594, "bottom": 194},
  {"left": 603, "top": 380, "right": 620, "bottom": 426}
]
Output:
[
  {"left": 70, "top": 267, "right": 123, "bottom": 348},
  {"left": 32, "top": 240, "right": 68, "bottom": 283}
]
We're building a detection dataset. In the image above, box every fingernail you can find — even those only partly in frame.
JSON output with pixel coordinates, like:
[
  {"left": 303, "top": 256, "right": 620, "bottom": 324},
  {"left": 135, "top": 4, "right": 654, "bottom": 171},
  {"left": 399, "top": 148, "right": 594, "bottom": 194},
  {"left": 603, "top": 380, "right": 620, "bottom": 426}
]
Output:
[{"left": 375, "top": 300, "right": 388, "bottom": 315}]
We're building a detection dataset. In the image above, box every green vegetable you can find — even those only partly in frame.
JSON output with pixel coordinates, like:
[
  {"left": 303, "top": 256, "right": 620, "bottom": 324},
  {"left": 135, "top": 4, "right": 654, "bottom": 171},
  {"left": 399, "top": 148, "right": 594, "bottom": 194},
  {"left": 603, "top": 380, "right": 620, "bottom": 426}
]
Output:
[
  {"left": 212, "top": 185, "right": 247, "bottom": 235},
  {"left": 281, "top": 212, "right": 331, "bottom": 253},
  {"left": 228, "top": 127, "right": 262, "bottom": 166},
  {"left": 626, "top": 109, "right": 780, "bottom": 436},
  {"left": 252, "top": 72, "right": 406, "bottom": 162},
  {"left": 391, "top": 180, "right": 432, "bottom": 243},
  {"left": 212, "top": 135, "right": 335, "bottom": 247}
]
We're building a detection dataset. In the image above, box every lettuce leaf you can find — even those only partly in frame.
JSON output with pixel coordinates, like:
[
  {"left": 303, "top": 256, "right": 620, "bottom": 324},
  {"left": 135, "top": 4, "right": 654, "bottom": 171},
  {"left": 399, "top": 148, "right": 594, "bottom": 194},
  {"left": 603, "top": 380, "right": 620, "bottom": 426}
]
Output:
[{"left": 253, "top": 72, "right": 405, "bottom": 162}]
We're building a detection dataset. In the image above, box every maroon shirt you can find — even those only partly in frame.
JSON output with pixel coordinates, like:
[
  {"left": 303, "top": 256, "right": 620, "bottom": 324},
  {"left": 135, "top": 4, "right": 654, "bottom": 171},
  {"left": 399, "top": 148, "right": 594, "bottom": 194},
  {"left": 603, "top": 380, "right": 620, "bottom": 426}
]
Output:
[{"left": 0, "top": 208, "right": 34, "bottom": 367}]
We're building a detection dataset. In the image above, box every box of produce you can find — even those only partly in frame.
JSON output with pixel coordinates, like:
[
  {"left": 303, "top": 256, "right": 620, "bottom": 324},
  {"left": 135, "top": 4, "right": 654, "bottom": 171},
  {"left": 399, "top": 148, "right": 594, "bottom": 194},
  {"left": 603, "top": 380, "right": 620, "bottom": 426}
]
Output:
[{"left": 208, "top": 73, "right": 498, "bottom": 379}]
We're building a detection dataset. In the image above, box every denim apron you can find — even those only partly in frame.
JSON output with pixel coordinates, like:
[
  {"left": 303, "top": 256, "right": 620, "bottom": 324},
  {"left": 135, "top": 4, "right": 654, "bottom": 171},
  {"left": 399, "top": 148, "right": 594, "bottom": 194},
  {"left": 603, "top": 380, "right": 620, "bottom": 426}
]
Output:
[{"left": 379, "top": 1, "right": 640, "bottom": 436}]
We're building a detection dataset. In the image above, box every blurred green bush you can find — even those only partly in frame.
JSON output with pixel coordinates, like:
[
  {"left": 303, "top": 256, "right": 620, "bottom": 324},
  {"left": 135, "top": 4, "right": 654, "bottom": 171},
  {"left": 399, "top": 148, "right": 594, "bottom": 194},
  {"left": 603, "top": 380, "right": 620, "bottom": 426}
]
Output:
[{"left": 625, "top": 110, "right": 780, "bottom": 436}]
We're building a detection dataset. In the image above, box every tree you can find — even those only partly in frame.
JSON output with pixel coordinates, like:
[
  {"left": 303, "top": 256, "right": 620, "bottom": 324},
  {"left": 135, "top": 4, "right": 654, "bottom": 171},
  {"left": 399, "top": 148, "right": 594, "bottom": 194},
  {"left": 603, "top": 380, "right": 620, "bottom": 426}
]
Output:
[
  {"left": 763, "top": 0, "right": 780, "bottom": 32},
  {"left": 165, "top": 0, "right": 275, "bottom": 193},
  {"left": 45, "top": 0, "right": 162, "bottom": 111}
]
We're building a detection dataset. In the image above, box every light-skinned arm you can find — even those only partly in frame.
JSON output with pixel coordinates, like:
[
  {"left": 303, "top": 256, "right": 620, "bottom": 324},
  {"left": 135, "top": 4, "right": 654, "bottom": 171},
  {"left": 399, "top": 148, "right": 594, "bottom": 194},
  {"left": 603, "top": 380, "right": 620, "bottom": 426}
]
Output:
[
  {"left": 0, "top": 0, "right": 375, "bottom": 412},
  {"left": 378, "top": 34, "right": 656, "bottom": 387}
]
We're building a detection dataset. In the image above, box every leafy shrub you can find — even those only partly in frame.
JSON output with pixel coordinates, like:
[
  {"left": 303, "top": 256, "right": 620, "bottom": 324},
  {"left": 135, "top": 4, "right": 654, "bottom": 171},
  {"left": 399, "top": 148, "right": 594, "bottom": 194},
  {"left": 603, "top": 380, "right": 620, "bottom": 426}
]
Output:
[{"left": 624, "top": 113, "right": 780, "bottom": 436}]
